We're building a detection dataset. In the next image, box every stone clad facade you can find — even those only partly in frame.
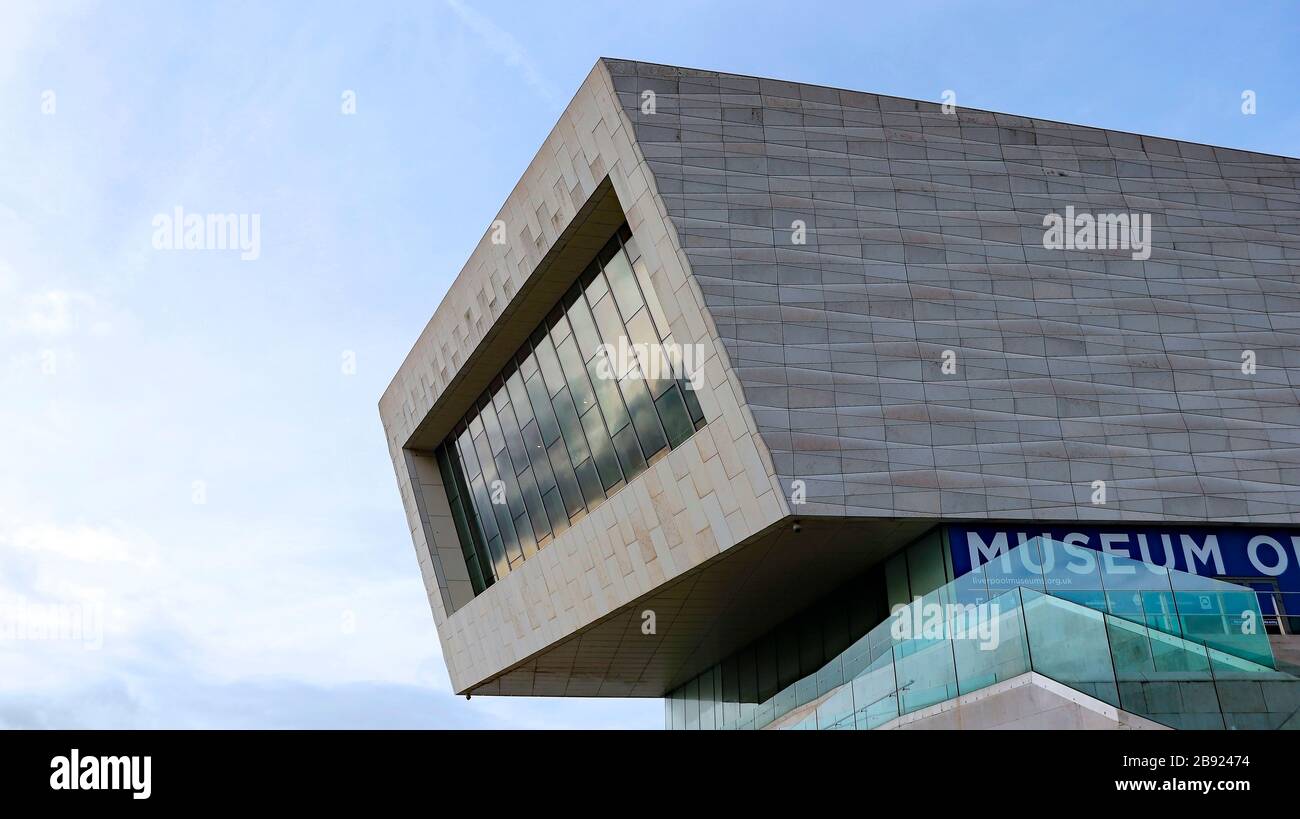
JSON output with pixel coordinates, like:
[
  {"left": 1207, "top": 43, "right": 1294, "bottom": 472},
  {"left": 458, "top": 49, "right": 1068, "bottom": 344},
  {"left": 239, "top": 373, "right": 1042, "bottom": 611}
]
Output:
[{"left": 381, "top": 59, "right": 1300, "bottom": 699}]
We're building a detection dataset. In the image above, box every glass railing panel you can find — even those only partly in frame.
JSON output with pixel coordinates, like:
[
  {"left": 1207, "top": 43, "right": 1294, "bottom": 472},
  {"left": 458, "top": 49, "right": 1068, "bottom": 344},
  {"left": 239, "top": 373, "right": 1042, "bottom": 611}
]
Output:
[
  {"left": 815, "top": 683, "right": 856, "bottom": 730},
  {"left": 1280, "top": 592, "right": 1300, "bottom": 635},
  {"left": 1036, "top": 539, "right": 1104, "bottom": 596},
  {"left": 1104, "top": 612, "right": 1224, "bottom": 730},
  {"left": 866, "top": 614, "right": 895, "bottom": 664},
  {"left": 1140, "top": 590, "right": 1181, "bottom": 635},
  {"left": 1092, "top": 546, "right": 1175, "bottom": 593},
  {"left": 1103, "top": 588, "right": 1148, "bottom": 624},
  {"left": 1149, "top": 628, "right": 1213, "bottom": 674},
  {"left": 1105, "top": 616, "right": 1160, "bottom": 678},
  {"left": 950, "top": 560, "right": 993, "bottom": 607},
  {"left": 982, "top": 543, "right": 1047, "bottom": 597},
  {"left": 794, "top": 674, "right": 818, "bottom": 710},
  {"left": 850, "top": 651, "right": 899, "bottom": 729},
  {"left": 1021, "top": 587, "right": 1120, "bottom": 707},
  {"left": 772, "top": 683, "right": 797, "bottom": 722},
  {"left": 1174, "top": 589, "right": 1273, "bottom": 667},
  {"left": 732, "top": 537, "right": 1295, "bottom": 730},
  {"left": 894, "top": 637, "right": 958, "bottom": 715},
  {"left": 1206, "top": 646, "right": 1274, "bottom": 674},
  {"left": 952, "top": 588, "right": 1030, "bottom": 695},
  {"left": 816, "top": 654, "right": 844, "bottom": 697},
  {"left": 841, "top": 632, "right": 874, "bottom": 679},
  {"left": 1018, "top": 536, "right": 1275, "bottom": 669},
  {"left": 1051, "top": 588, "right": 1108, "bottom": 614}
]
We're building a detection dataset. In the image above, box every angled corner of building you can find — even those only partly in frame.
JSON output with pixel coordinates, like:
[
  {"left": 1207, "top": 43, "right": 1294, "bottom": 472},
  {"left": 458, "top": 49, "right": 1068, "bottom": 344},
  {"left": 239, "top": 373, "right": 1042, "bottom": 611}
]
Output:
[{"left": 381, "top": 58, "right": 1300, "bottom": 729}]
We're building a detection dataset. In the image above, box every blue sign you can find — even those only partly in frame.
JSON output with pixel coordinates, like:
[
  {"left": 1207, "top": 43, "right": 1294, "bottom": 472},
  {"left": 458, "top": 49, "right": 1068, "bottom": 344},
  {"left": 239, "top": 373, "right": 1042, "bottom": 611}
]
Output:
[{"left": 947, "top": 524, "right": 1300, "bottom": 602}]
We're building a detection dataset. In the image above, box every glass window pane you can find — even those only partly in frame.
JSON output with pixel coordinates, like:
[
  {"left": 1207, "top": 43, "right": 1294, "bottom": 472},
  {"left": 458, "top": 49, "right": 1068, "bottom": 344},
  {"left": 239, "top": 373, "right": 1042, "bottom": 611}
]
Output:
[
  {"left": 631, "top": 255, "right": 670, "bottom": 338},
  {"left": 655, "top": 384, "right": 695, "bottom": 447},
  {"left": 490, "top": 380, "right": 510, "bottom": 414},
  {"left": 534, "top": 336, "right": 566, "bottom": 396},
  {"left": 516, "top": 348, "right": 539, "bottom": 380},
  {"left": 448, "top": 495, "right": 473, "bottom": 555},
  {"left": 566, "top": 290, "right": 603, "bottom": 361},
  {"left": 611, "top": 425, "right": 648, "bottom": 478},
  {"left": 625, "top": 309, "right": 673, "bottom": 396},
  {"left": 472, "top": 430, "right": 496, "bottom": 485},
  {"left": 485, "top": 534, "right": 508, "bottom": 579},
  {"left": 906, "top": 531, "right": 947, "bottom": 599},
  {"left": 506, "top": 371, "right": 533, "bottom": 427},
  {"left": 582, "top": 264, "right": 609, "bottom": 304},
  {"left": 620, "top": 375, "right": 668, "bottom": 458},
  {"left": 525, "top": 373, "right": 561, "bottom": 445},
  {"left": 456, "top": 430, "right": 481, "bottom": 480},
  {"left": 497, "top": 505, "right": 522, "bottom": 566},
  {"left": 556, "top": 336, "right": 597, "bottom": 416},
  {"left": 469, "top": 477, "right": 499, "bottom": 541},
  {"left": 580, "top": 406, "right": 624, "bottom": 490},
  {"left": 513, "top": 512, "right": 536, "bottom": 559},
  {"left": 493, "top": 451, "right": 525, "bottom": 519},
  {"left": 680, "top": 378, "right": 706, "bottom": 424},
  {"left": 496, "top": 401, "right": 528, "bottom": 472},
  {"left": 620, "top": 228, "right": 639, "bottom": 262},
  {"left": 573, "top": 458, "right": 604, "bottom": 508},
  {"left": 756, "top": 636, "right": 779, "bottom": 702},
  {"left": 590, "top": 294, "right": 629, "bottom": 360},
  {"left": 602, "top": 248, "right": 644, "bottom": 320},
  {"left": 481, "top": 403, "right": 506, "bottom": 454},
  {"left": 435, "top": 446, "right": 458, "bottom": 500},
  {"left": 517, "top": 466, "right": 549, "bottom": 542},
  {"left": 684, "top": 677, "right": 699, "bottom": 730},
  {"left": 521, "top": 423, "right": 554, "bottom": 495},
  {"left": 542, "top": 486, "right": 569, "bottom": 535},
  {"left": 547, "top": 439, "right": 585, "bottom": 518},
  {"left": 552, "top": 388, "right": 590, "bottom": 465},
  {"left": 587, "top": 354, "right": 630, "bottom": 434},
  {"left": 548, "top": 306, "right": 572, "bottom": 343},
  {"left": 886, "top": 552, "right": 911, "bottom": 612}
]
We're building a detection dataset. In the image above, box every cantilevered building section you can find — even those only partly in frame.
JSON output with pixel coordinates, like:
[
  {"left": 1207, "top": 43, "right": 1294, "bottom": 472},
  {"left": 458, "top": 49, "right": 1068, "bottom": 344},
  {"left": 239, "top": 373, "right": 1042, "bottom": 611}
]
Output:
[{"left": 380, "top": 59, "right": 1300, "bottom": 729}]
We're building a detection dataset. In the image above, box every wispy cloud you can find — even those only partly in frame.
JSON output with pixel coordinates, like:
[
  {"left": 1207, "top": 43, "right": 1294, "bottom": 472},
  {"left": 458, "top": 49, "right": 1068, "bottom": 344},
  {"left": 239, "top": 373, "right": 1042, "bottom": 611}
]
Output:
[{"left": 444, "top": 0, "right": 557, "bottom": 104}]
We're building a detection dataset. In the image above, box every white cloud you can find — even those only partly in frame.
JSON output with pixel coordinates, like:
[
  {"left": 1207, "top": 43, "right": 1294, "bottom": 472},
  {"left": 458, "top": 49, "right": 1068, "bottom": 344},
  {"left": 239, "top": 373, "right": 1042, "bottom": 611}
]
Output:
[
  {"left": 445, "top": 0, "right": 557, "bottom": 104},
  {"left": 0, "top": 2, "right": 659, "bottom": 731},
  {"left": 4, "top": 520, "right": 142, "bottom": 563},
  {"left": 4, "top": 289, "right": 114, "bottom": 337}
]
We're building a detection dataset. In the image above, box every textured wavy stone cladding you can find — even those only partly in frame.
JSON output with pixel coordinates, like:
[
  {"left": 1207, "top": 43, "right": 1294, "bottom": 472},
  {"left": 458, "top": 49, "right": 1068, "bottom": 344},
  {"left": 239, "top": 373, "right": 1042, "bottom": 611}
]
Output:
[{"left": 605, "top": 58, "right": 1300, "bottom": 524}]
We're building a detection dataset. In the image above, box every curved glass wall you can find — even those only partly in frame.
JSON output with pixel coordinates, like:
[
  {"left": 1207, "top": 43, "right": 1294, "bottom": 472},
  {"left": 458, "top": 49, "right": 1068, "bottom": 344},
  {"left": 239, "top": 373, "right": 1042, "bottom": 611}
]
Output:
[{"left": 433, "top": 225, "right": 707, "bottom": 595}]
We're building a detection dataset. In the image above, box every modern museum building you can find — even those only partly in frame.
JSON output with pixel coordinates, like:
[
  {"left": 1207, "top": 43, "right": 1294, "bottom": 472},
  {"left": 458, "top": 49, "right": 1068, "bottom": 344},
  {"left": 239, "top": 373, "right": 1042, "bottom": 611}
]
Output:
[{"left": 380, "top": 59, "right": 1300, "bottom": 729}]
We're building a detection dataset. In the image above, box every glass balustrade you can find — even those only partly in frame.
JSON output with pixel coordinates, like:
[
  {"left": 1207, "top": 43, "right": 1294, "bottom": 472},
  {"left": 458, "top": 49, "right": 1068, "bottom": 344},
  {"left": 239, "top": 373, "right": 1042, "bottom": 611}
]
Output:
[{"left": 702, "top": 537, "right": 1300, "bottom": 731}]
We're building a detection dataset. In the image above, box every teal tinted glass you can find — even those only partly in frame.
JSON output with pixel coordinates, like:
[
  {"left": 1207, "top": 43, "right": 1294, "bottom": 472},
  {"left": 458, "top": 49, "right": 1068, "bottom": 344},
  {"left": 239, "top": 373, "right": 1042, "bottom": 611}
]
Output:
[{"left": 667, "top": 537, "right": 1295, "bottom": 731}]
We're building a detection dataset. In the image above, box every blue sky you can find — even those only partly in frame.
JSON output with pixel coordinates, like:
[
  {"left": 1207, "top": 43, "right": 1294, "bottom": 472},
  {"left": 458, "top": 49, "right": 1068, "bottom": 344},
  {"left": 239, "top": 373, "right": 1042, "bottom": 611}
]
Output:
[{"left": 0, "top": 1, "right": 1296, "bottom": 729}]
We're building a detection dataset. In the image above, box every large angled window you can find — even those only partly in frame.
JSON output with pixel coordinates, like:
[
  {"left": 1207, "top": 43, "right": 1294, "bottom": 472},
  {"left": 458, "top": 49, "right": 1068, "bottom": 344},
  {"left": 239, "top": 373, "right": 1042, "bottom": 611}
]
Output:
[{"left": 433, "top": 224, "right": 706, "bottom": 595}]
